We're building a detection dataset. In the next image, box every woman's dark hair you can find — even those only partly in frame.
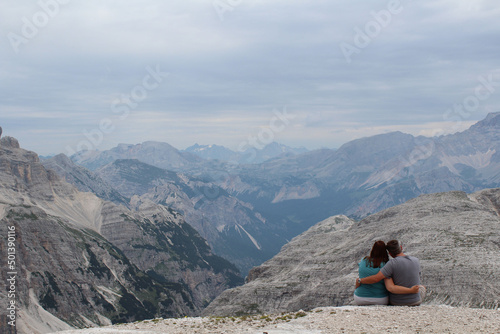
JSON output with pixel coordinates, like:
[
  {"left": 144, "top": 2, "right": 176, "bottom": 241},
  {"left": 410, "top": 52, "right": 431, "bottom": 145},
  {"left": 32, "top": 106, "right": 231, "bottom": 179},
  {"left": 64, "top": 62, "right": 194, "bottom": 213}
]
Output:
[{"left": 365, "top": 240, "right": 389, "bottom": 268}]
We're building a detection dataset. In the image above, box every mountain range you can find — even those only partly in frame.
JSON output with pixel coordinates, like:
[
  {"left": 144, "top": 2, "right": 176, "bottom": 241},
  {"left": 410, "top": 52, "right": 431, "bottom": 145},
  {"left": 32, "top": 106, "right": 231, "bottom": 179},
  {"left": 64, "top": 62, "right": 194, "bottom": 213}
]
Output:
[
  {"left": 42, "top": 155, "right": 280, "bottom": 274},
  {"left": 0, "top": 136, "right": 241, "bottom": 333},
  {"left": 70, "top": 141, "right": 309, "bottom": 173},
  {"left": 2, "top": 112, "right": 500, "bottom": 333},
  {"left": 62, "top": 112, "right": 500, "bottom": 277}
]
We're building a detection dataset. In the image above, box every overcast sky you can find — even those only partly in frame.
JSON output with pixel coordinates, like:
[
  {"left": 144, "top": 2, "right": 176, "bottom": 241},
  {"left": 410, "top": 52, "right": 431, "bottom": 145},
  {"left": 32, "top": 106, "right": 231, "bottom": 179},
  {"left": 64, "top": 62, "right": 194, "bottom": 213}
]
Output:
[{"left": 1, "top": 0, "right": 500, "bottom": 155}]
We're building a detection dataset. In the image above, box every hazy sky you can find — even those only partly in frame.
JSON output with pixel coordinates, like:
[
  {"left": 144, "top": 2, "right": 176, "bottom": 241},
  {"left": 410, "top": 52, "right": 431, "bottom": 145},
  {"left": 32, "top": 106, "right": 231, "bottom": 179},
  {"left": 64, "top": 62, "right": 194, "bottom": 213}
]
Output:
[{"left": 1, "top": 0, "right": 500, "bottom": 155}]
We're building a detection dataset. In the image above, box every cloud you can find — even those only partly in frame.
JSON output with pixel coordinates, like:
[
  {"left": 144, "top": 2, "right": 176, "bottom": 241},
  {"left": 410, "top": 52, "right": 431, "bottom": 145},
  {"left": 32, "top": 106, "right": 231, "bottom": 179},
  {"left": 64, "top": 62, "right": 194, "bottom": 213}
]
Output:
[{"left": 1, "top": 0, "right": 499, "bottom": 155}]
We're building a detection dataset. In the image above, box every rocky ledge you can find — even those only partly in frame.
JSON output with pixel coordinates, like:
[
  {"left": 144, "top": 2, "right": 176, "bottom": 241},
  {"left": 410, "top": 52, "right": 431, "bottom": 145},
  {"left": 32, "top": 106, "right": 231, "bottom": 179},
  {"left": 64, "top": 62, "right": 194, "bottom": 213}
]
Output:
[{"left": 54, "top": 305, "right": 500, "bottom": 334}]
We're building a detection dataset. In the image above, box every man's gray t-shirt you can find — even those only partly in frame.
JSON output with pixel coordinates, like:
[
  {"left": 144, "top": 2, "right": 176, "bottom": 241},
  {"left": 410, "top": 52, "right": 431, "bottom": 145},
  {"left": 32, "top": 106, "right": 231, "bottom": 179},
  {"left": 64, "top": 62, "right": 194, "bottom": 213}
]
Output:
[{"left": 380, "top": 255, "right": 421, "bottom": 305}]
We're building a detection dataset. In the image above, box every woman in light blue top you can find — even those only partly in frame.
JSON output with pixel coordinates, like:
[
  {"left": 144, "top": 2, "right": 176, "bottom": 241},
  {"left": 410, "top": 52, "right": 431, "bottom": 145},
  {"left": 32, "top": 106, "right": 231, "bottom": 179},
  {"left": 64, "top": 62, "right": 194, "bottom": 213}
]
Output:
[{"left": 354, "top": 241, "right": 417, "bottom": 305}]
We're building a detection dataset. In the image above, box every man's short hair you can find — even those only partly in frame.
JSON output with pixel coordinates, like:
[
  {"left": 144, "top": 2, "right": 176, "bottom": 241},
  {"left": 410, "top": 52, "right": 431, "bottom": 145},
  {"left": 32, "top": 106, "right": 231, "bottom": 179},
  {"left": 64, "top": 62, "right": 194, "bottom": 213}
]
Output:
[{"left": 386, "top": 240, "right": 402, "bottom": 256}]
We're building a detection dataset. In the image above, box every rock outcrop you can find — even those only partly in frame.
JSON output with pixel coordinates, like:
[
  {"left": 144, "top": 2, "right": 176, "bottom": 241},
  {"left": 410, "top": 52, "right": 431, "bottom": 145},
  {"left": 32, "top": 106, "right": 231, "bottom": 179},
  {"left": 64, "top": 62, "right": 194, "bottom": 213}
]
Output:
[
  {"left": 203, "top": 189, "right": 500, "bottom": 316},
  {"left": 51, "top": 305, "right": 500, "bottom": 334}
]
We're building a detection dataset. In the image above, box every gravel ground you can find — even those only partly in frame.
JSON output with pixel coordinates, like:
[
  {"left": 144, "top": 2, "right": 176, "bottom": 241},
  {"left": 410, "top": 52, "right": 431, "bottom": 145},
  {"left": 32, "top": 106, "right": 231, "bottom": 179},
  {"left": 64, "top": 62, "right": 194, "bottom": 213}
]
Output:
[{"left": 54, "top": 305, "right": 500, "bottom": 334}]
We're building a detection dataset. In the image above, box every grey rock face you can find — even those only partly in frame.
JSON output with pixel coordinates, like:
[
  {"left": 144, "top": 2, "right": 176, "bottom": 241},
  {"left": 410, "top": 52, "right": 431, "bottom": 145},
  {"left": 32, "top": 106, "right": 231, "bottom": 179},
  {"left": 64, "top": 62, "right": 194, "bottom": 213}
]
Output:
[
  {"left": 0, "top": 138, "right": 242, "bottom": 333},
  {"left": 0, "top": 136, "right": 21, "bottom": 149},
  {"left": 100, "top": 198, "right": 243, "bottom": 311},
  {"left": 0, "top": 205, "right": 196, "bottom": 334},
  {"left": 203, "top": 189, "right": 500, "bottom": 316}
]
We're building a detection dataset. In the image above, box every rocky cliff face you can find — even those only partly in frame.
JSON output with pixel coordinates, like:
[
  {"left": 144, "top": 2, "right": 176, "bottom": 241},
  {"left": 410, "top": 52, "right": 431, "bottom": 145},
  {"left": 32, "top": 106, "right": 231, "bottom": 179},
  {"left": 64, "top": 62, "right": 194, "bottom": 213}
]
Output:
[
  {"left": 102, "top": 197, "right": 243, "bottom": 310},
  {"left": 203, "top": 188, "right": 500, "bottom": 316},
  {"left": 0, "top": 137, "right": 242, "bottom": 333},
  {"left": 0, "top": 205, "right": 195, "bottom": 334}
]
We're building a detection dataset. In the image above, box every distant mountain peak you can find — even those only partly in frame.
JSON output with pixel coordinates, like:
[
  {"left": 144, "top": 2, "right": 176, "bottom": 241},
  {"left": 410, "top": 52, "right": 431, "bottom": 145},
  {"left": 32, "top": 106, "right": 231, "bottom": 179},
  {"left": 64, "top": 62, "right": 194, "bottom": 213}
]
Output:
[
  {"left": 71, "top": 141, "right": 203, "bottom": 171},
  {"left": 52, "top": 152, "right": 73, "bottom": 163},
  {"left": 471, "top": 111, "right": 500, "bottom": 129},
  {"left": 184, "top": 143, "right": 237, "bottom": 161},
  {"left": 485, "top": 111, "right": 500, "bottom": 119}
]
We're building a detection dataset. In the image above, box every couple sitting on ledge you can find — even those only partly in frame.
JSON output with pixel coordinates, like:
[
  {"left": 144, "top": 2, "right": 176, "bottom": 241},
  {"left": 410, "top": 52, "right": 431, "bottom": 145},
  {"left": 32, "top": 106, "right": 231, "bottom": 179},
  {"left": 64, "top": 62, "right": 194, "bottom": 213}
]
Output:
[{"left": 354, "top": 240, "right": 426, "bottom": 306}]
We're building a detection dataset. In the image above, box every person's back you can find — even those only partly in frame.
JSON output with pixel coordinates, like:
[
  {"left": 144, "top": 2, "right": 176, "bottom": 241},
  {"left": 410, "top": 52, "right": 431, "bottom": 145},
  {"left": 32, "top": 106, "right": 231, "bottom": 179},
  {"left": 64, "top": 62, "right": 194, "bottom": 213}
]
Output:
[
  {"left": 380, "top": 255, "right": 421, "bottom": 305},
  {"left": 354, "top": 241, "right": 390, "bottom": 305},
  {"left": 355, "top": 258, "right": 388, "bottom": 300}
]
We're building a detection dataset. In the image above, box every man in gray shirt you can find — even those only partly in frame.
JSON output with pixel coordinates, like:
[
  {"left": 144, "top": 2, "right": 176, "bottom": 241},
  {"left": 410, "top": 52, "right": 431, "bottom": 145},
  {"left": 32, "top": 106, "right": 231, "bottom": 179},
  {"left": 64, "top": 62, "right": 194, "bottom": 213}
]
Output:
[{"left": 357, "top": 240, "right": 426, "bottom": 306}]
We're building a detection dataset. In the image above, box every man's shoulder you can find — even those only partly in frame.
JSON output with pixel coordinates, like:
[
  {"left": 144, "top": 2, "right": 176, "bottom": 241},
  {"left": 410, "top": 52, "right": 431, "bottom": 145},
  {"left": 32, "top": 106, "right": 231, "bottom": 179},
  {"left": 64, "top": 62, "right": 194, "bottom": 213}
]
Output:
[
  {"left": 394, "top": 255, "right": 421, "bottom": 269},
  {"left": 386, "top": 255, "right": 420, "bottom": 267},
  {"left": 406, "top": 255, "right": 420, "bottom": 262}
]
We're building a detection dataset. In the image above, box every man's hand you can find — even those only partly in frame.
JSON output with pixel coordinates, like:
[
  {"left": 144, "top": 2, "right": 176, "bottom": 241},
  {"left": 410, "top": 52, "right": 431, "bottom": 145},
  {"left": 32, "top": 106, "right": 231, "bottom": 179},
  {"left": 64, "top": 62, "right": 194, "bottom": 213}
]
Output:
[
  {"left": 385, "top": 278, "right": 422, "bottom": 294},
  {"left": 410, "top": 285, "right": 420, "bottom": 294}
]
